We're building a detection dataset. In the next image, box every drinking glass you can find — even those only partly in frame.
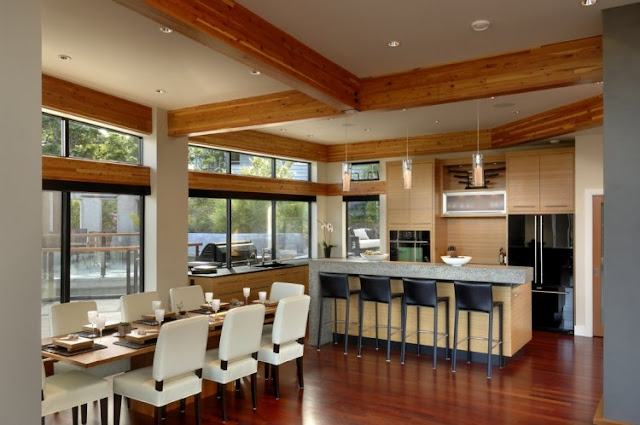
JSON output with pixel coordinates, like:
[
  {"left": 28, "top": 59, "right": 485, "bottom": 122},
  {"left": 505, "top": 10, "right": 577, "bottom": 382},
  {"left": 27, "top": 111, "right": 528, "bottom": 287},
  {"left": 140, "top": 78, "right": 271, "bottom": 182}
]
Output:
[
  {"left": 258, "top": 291, "right": 267, "bottom": 304},
  {"left": 95, "top": 316, "right": 106, "bottom": 343},
  {"left": 211, "top": 299, "right": 221, "bottom": 321},
  {"left": 151, "top": 300, "right": 161, "bottom": 312},
  {"left": 155, "top": 309, "right": 165, "bottom": 328},
  {"left": 204, "top": 292, "right": 214, "bottom": 306},
  {"left": 87, "top": 310, "right": 98, "bottom": 334},
  {"left": 243, "top": 287, "right": 250, "bottom": 305}
]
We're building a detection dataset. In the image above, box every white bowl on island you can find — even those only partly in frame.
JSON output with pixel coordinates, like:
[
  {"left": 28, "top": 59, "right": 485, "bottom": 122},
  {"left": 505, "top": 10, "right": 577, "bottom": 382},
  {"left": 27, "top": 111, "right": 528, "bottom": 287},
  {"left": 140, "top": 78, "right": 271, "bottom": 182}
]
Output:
[
  {"left": 360, "top": 252, "right": 389, "bottom": 261},
  {"left": 441, "top": 255, "right": 472, "bottom": 267}
]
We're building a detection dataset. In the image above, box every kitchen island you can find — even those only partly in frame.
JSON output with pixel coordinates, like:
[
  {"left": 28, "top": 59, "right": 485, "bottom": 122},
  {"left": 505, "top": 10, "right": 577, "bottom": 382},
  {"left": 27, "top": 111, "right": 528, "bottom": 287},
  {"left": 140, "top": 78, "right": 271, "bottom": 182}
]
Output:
[{"left": 309, "top": 258, "right": 533, "bottom": 358}]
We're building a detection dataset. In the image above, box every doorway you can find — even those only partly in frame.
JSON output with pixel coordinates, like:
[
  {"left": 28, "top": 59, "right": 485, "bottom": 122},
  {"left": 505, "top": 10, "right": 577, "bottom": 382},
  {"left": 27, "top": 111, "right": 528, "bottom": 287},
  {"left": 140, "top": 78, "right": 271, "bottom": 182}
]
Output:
[{"left": 593, "top": 195, "right": 604, "bottom": 337}]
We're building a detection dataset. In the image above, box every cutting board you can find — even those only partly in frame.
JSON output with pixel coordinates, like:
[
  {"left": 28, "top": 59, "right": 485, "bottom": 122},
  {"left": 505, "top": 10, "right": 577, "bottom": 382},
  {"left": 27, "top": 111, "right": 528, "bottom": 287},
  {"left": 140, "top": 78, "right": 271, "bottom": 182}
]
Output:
[
  {"left": 125, "top": 330, "right": 159, "bottom": 344},
  {"left": 52, "top": 336, "right": 94, "bottom": 352},
  {"left": 252, "top": 300, "right": 279, "bottom": 307},
  {"left": 141, "top": 311, "right": 177, "bottom": 321}
]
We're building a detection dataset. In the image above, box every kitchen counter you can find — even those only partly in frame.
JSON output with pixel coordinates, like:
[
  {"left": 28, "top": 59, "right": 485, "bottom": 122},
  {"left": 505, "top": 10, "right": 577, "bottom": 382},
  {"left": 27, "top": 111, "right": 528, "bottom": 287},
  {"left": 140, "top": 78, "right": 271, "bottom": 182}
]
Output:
[
  {"left": 188, "top": 259, "right": 309, "bottom": 278},
  {"left": 309, "top": 258, "right": 533, "bottom": 358}
]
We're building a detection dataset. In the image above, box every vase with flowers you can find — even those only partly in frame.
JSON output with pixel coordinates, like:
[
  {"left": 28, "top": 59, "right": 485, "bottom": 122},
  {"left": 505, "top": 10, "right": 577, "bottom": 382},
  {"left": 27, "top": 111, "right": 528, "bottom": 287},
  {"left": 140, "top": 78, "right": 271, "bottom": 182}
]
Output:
[{"left": 318, "top": 220, "right": 336, "bottom": 258}]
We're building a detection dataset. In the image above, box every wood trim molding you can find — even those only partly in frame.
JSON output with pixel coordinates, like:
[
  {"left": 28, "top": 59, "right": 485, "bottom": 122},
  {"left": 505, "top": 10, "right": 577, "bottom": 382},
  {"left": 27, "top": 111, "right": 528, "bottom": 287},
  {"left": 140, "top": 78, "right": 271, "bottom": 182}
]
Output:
[
  {"left": 42, "top": 74, "right": 152, "bottom": 134},
  {"left": 169, "top": 91, "right": 341, "bottom": 137},
  {"left": 325, "top": 130, "right": 491, "bottom": 162},
  {"left": 190, "top": 130, "right": 328, "bottom": 162},
  {"left": 189, "top": 171, "right": 326, "bottom": 196},
  {"left": 42, "top": 156, "right": 151, "bottom": 187},
  {"left": 113, "top": 0, "right": 359, "bottom": 110},
  {"left": 358, "top": 36, "right": 602, "bottom": 112},
  {"left": 491, "top": 95, "right": 603, "bottom": 148},
  {"left": 593, "top": 398, "right": 634, "bottom": 425},
  {"left": 325, "top": 181, "right": 387, "bottom": 196}
]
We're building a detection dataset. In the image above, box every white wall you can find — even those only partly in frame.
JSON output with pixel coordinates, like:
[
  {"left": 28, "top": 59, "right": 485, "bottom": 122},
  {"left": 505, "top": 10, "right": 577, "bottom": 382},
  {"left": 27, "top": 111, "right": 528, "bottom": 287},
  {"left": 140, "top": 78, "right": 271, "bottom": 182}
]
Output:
[
  {"left": 0, "top": 1, "right": 42, "bottom": 422},
  {"left": 144, "top": 108, "right": 188, "bottom": 308},
  {"left": 573, "top": 133, "right": 604, "bottom": 337}
]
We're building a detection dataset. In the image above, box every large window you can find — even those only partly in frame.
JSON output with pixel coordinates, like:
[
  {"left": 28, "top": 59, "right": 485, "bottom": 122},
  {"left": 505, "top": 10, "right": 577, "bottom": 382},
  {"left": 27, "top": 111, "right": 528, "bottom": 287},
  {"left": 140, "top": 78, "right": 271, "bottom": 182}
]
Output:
[
  {"left": 276, "top": 201, "right": 309, "bottom": 259},
  {"left": 188, "top": 145, "right": 310, "bottom": 181},
  {"left": 188, "top": 198, "right": 227, "bottom": 262},
  {"left": 350, "top": 161, "right": 380, "bottom": 181},
  {"left": 42, "top": 113, "right": 142, "bottom": 164},
  {"left": 346, "top": 196, "right": 380, "bottom": 257}
]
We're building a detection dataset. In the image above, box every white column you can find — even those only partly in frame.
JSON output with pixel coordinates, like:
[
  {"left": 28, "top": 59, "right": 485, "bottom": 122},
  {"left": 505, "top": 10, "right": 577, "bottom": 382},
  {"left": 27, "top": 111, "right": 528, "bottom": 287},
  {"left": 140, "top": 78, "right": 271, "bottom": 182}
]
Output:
[
  {"left": 144, "top": 108, "right": 188, "bottom": 308},
  {"left": 0, "top": 1, "right": 42, "bottom": 422}
]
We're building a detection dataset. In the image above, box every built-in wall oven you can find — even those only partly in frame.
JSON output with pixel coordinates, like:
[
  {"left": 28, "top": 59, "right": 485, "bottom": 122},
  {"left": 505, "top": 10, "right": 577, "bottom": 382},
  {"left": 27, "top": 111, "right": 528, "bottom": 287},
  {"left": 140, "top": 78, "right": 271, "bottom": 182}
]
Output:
[{"left": 389, "top": 231, "right": 430, "bottom": 262}]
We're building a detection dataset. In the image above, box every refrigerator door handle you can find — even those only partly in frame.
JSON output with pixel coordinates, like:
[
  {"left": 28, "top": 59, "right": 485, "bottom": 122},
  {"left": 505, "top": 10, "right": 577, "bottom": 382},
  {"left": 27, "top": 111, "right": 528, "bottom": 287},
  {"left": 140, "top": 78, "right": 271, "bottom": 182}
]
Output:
[{"left": 539, "top": 215, "right": 544, "bottom": 285}]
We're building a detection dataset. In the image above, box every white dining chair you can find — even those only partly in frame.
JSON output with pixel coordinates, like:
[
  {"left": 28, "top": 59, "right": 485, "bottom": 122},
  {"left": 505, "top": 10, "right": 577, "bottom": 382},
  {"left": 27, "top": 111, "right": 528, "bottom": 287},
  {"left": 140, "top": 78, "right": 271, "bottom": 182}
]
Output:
[
  {"left": 50, "top": 301, "right": 97, "bottom": 337},
  {"left": 170, "top": 285, "right": 205, "bottom": 312},
  {"left": 112, "top": 315, "right": 209, "bottom": 425},
  {"left": 258, "top": 295, "right": 310, "bottom": 400},
  {"left": 120, "top": 291, "right": 161, "bottom": 322},
  {"left": 269, "top": 282, "right": 305, "bottom": 301},
  {"left": 41, "top": 360, "right": 110, "bottom": 425},
  {"left": 202, "top": 304, "right": 265, "bottom": 422}
]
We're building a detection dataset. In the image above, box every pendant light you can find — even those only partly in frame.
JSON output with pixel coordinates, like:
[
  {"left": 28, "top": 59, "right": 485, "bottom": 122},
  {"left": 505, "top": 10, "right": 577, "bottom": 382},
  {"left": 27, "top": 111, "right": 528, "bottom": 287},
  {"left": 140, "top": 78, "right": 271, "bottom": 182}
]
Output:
[
  {"left": 402, "top": 126, "right": 413, "bottom": 189},
  {"left": 471, "top": 101, "right": 485, "bottom": 188},
  {"left": 342, "top": 118, "right": 351, "bottom": 192}
]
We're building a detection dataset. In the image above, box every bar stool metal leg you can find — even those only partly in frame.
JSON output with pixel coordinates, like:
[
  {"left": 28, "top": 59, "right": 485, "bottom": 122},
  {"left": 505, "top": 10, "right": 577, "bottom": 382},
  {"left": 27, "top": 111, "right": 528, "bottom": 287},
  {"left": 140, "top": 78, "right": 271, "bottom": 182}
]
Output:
[
  {"left": 452, "top": 306, "right": 459, "bottom": 372},
  {"left": 400, "top": 302, "right": 408, "bottom": 364},
  {"left": 432, "top": 301, "right": 438, "bottom": 369},
  {"left": 344, "top": 295, "right": 350, "bottom": 354},
  {"left": 333, "top": 298, "right": 338, "bottom": 344},
  {"left": 487, "top": 306, "right": 493, "bottom": 379},
  {"left": 444, "top": 299, "right": 450, "bottom": 360},
  {"left": 499, "top": 304, "right": 504, "bottom": 368},
  {"left": 374, "top": 304, "right": 379, "bottom": 350},
  {"left": 416, "top": 307, "right": 421, "bottom": 354},
  {"left": 467, "top": 311, "right": 472, "bottom": 364},
  {"left": 386, "top": 299, "right": 392, "bottom": 362},
  {"left": 357, "top": 297, "right": 364, "bottom": 358},
  {"left": 317, "top": 295, "right": 324, "bottom": 351}
]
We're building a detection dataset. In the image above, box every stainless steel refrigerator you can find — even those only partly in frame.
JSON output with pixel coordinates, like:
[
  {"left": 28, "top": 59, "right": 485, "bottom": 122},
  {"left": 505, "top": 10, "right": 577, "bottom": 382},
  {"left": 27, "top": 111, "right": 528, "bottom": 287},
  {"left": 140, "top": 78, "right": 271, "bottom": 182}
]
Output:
[{"left": 508, "top": 214, "right": 574, "bottom": 333}]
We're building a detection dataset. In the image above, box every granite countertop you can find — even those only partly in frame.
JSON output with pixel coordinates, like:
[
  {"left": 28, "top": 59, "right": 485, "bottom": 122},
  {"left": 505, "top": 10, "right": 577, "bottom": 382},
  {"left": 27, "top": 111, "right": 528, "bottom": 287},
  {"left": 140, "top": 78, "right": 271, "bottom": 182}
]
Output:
[{"left": 309, "top": 258, "right": 533, "bottom": 285}]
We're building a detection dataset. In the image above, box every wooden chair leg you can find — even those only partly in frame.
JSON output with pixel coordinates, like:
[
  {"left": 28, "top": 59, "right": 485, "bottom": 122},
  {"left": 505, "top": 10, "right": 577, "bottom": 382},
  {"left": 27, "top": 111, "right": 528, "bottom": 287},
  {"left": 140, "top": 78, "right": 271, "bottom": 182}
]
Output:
[
  {"left": 161, "top": 406, "right": 166, "bottom": 420},
  {"left": 154, "top": 406, "right": 162, "bottom": 425},
  {"left": 194, "top": 393, "right": 201, "bottom": 425},
  {"left": 113, "top": 394, "right": 122, "bottom": 425},
  {"left": 180, "top": 398, "right": 186, "bottom": 413},
  {"left": 220, "top": 383, "right": 227, "bottom": 422},
  {"left": 81, "top": 403, "right": 87, "bottom": 424},
  {"left": 72, "top": 406, "right": 79, "bottom": 425},
  {"left": 235, "top": 378, "right": 241, "bottom": 391},
  {"left": 264, "top": 362, "right": 270, "bottom": 380},
  {"left": 273, "top": 365, "right": 280, "bottom": 400},
  {"left": 296, "top": 356, "right": 304, "bottom": 388},
  {"left": 251, "top": 372, "right": 257, "bottom": 410},
  {"left": 99, "top": 397, "right": 108, "bottom": 425}
]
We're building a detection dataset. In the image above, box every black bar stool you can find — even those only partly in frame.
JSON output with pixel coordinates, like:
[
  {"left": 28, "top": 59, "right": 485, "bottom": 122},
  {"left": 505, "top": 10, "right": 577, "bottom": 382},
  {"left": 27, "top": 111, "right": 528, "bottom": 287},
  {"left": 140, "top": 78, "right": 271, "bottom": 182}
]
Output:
[
  {"left": 400, "top": 278, "right": 450, "bottom": 368},
  {"left": 357, "top": 275, "right": 403, "bottom": 362},
  {"left": 451, "top": 281, "right": 504, "bottom": 379},
  {"left": 317, "top": 272, "right": 360, "bottom": 354}
]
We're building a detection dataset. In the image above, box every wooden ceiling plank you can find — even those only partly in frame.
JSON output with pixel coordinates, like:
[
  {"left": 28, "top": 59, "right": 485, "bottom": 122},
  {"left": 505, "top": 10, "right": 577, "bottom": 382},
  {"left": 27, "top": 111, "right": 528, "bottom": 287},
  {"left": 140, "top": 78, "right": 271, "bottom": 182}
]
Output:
[
  {"left": 358, "top": 36, "right": 602, "bottom": 111},
  {"left": 42, "top": 74, "right": 152, "bottom": 134},
  {"left": 114, "top": 0, "right": 359, "bottom": 110},
  {"left": 168, "top": 90, "right": 342, "bottom": 136},
  {"left": 491, "top": 95, "right": 603, "bottom": 148}
]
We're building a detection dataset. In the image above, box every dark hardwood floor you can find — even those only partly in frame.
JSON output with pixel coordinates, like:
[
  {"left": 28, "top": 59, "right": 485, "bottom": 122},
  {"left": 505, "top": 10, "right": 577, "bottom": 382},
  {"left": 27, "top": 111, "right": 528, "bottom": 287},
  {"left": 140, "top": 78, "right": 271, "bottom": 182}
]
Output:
[{"left": 45, "top": 331, "right": 602, "bottom": 425}]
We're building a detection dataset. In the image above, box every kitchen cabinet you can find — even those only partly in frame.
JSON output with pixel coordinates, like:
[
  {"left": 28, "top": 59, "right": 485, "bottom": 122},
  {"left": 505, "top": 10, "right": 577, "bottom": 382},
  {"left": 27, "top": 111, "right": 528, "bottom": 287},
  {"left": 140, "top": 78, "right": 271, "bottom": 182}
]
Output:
[
  {"left": 506, "top": 148, "right": 574, "bottom": 213},
  {"left": 386, "top": 159, "right": 434, "bottom": 229},
  {"left": 188, "top": 265, "right": 309, "bottom": 302}
]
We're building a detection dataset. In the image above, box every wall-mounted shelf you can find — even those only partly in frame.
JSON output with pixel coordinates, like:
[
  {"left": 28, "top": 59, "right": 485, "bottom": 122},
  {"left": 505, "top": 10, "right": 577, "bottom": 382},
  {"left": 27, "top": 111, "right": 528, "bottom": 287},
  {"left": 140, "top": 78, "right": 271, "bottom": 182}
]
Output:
[{"left": 442, "top": 190, "right": 506, "bottom": 217}]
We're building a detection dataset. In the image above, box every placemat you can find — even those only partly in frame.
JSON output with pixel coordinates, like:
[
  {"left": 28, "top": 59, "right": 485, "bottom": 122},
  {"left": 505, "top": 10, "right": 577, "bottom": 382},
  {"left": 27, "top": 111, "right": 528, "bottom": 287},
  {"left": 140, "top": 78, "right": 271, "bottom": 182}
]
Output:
[
  {"left": 189, "top": 308, "right": 213, "bottom": 315},
  {"left": 133, "top": 317, "right": 176, "bottom": 326},
  {"left": 113, "top": 339, "right": 156, "bottom": 349},
  {"left": 42, "top": 343, "right": 108, "bottom": 357}
]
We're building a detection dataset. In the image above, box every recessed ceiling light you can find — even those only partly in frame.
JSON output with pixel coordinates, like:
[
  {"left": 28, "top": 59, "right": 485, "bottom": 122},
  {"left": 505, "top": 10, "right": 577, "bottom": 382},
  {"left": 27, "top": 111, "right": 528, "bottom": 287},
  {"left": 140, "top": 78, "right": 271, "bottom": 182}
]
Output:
[
  {"left": 582, "top": 0, "right": 597, "bottom": 6},
  {"left": 155, "top": 89, "right": 166, "bottom": 94},
  {"left": 434, "top": 120, "right": 440, "bottom": 124},
  {"left": 550, "top": 139, "right": 560, "bottom": 144},
  {"left": 279, "top": 128, "right": 287, "bottom": 132},
  {"left": 595, "top": 81, "right": 603, "bottom": 85},
  {"left": 58, "top": 54, "right": 72, "bottom": 61},
  {"left": 306, "top": 134, "right": 313, "bottom": 138},
  {"left": 471, "top": 19, "right": 491, "bottom": 32},
  {"left": 159, "top": 26, "right": 173, "bottom": 33},
  {"left": 512, "top": 110, "right": 520, "bottom": 114},
  {"left": 364, "top": 128, "right": 372, "bottom": 132},
  {"left": 387, "top": 40, "right": 401, "bottom": 48},
  {"left": 250, "top": 70, "right": 261, "bottom": 76}
]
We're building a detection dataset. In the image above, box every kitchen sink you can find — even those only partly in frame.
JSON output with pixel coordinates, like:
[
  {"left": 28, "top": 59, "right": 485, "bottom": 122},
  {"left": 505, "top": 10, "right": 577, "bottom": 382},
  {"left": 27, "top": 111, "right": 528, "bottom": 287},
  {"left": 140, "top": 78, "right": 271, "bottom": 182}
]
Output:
[{"left": 250, "top": 262, "right": 287, "bottom": 268}]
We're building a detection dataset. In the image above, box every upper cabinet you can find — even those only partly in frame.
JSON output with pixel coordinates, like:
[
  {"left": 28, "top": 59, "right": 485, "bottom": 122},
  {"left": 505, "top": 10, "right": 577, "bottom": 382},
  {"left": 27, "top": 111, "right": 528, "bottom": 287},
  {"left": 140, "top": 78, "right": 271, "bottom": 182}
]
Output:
[
  {"left": 506, "top": 148, "right": 574, "bottom": 214},
  {"left": 387, "top": 159, "right": 434, "bottom": 229}
]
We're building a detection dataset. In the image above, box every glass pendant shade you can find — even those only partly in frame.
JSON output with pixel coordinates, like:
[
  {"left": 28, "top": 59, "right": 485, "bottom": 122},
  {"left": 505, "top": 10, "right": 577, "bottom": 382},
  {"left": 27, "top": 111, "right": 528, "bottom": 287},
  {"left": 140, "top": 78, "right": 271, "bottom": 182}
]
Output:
[
  {"left": 342, "top": 162, "right": 351, "bottom": 192},
  {"left": 402, "top": 158, "right": 413, "bottom": 189},
  {"left": 471, "top": 152, "right": 485, "bottom": 188}
]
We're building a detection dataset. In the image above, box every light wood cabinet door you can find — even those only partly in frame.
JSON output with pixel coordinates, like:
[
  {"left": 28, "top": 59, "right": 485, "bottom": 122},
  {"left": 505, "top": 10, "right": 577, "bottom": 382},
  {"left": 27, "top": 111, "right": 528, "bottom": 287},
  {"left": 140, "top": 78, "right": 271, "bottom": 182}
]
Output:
[
  {"left": 409, "top": 160, "right": 433, "bottom": 227},
  {"left": 539, "top": 152, "right": 574, "bottom": 212},
  {"left": 386, "top": 161, "right": 410, "bottom": 228},
  {"left": 507, "top": 155, "right": 540, "bottom": 213}
]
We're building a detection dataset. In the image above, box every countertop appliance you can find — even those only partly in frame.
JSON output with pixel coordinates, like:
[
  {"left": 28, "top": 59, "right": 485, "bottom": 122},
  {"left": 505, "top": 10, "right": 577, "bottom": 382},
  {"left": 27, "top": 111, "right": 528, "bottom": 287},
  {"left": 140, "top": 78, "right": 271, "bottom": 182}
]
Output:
[
  {"left": 508, "top": 214, "right": 574, "bottom": 333},
  {"left": 389, "top": 230, "right": 430, "bottom": 262}
]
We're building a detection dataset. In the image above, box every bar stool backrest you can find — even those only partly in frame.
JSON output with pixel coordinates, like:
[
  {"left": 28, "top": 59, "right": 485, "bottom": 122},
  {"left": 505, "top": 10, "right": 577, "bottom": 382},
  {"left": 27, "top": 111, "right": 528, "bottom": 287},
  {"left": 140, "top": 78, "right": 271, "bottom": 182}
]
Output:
[
  {"left": 359, "top": 275, "right": 392, "bottom": 303},
  {"left": 453, "top": 281, "right": 493, "bottom": 313},
  {"left": 319, "top": 272, "right": 350, "bottom": 299},
  {"left": 402, "top": 278, "right": 437, "bottom": 307}
]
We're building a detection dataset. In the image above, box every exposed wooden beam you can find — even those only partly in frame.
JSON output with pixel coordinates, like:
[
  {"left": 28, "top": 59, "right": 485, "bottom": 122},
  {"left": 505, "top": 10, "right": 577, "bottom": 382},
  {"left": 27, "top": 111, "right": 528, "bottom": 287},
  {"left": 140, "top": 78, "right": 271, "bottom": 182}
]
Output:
[
  {"left": 325, "top": 130, "right": 492, "bottom": 162},
  {"left": 42, "top": 74, "right": 152, "bottom": 134},
  {"left": 169, "top": 90, "right": 341, "bottom": 136},
  {"left": 189, "top": 170, "right": 326, "bottom": 196},
  {"left": 325, "top": 181, "right": 387, "bottom": 196},
  {"left": 491, "top": 95, "right": 603, "bottom": 148},
  {"left": 42, "top": 156, "right": 151, "bottom": 187},
  {"left": 114, "top": 0, "right": 359, "bottom": 111},
  {"left": 190, "top": 130, "right": 328, "bottom": 162},
  {"left": 358, "top": 36, "right": 602, "bottom": 112}
]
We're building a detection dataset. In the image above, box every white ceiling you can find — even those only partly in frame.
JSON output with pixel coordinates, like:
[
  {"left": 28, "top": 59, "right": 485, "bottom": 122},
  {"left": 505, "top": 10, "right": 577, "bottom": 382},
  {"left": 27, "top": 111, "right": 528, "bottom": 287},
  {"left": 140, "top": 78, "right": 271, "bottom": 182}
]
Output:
[{"left": 42, "top": 0, "right": 637, "bottom": 144}]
